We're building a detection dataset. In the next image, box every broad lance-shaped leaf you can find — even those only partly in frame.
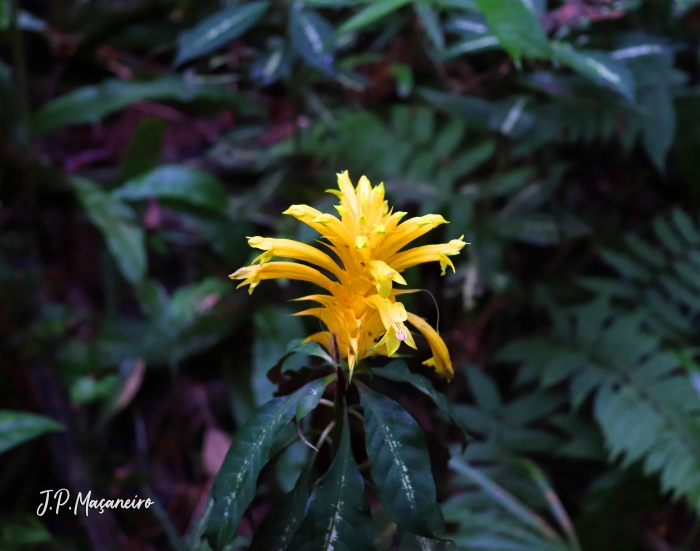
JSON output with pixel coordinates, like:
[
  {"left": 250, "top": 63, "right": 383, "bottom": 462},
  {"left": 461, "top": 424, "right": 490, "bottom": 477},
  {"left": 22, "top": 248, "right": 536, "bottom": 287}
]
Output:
[
  {"left": 373, "top": 361, "right": 470, "bottom": 442},
  {"left": 205, "top": 375, "right": 335, "bottom": 550},
  {"left": 289, "top": 7, "right": 336, "bottom": 76},
  {"left": 113, "top": 165, "right": 229, "bottom": 214},
  {"left": 0, "top": 411, "right": 64, "bottom": 455},
  {"left": 71, "top": 177, "right": 146, "bottom": 285},
  {"left": 476, "top": 0, "right": 552, "bottom": 61},
  {"left": 174, "top": 2, "right": 270, "bottom": 66},
  {"left": 248, "top": 455, "right": 316, "bottom": 551},
  {"left": 288, "top": 418, "right": 374, "bottom": 551},
  {"left": 32, "top": 76, "right": 243, "bottom": 135},
  {"left": 336, "top": 0, "right": 412, "bottom": 35},
  {"left": 358, "top": 384, "right": 444, "bottom": 538}
]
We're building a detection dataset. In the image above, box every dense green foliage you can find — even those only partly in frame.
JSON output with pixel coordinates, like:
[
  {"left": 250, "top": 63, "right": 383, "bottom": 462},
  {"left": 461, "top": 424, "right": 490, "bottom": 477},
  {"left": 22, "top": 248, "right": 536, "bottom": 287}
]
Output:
[{"left": 3, "top": 0, "right": 700, "bottom": 549}]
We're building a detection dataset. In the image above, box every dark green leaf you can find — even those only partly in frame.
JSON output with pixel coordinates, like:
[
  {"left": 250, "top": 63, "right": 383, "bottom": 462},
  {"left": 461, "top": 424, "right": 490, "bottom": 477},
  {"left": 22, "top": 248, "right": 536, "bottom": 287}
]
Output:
[
  {"left": 289, "top": 420, "right": 374, "bottom": 551},
  {"left": 414, "top": 3, "right": 445, "bottom": 51},
  {"left": 0, "top": 411, "right": 64, "bottom": 454},
  {"left": 119, "top": 117, "right": 166, "bottom": 181},
  {"left": 475, "top": 0, "right": 552, "bottom": 60},
  {"left": 400, "top": 533, "right": 456, "bottom": 550},
  {"left": 358, "top": 384, "right": 444, "bottom": 538},
  {"left": 390, "top": 64, "right": 414, "bottom": 98},
  {"left": 0, "top": 516, "right": 53, "bottom": 550},
  {"left": 253, "top": 307, "right": 306, "bottom": 405},
  {"left": 419, "top": 88, "right": 491, "bottom": 130},
  {"left": 551, "top": 42, "right": 635, "bottom": 101},
  {"left": 336, "top": 0, "right": 412, "bottom": 35},
  {"left": 33, "top": 76, "right": 241, "bottom": 135},
  {"left": 248, "top": 457, "right": 316, "bottom": 551},
  {"left": 289, "top": 8, "right": 336, "bottom": 76},
  {"left": 465, "top": 365, "right": 502, "bottom": 413},
  {"left": 169, "top": 278, "right": 230, "bottom": 326},
  {"left": 442, "top": 35, "right": 500, "bottom": 59},
  {"left": 114, "top": 165, "right": 228, "bottom": 214},
  {"left": 449, "top": 458, "right": 559, "bottom": 541},
  {"left": 205, "top": 376, "right": 335, "bottom": 551},
  {"left": 174, "top": 2, "right": 270, "bottom": 66},
  {"left": 373, "top": 360, "right": 468, "bottom": 439},
  {"left": 71, "top": 177, "right": 147, "bottom": 284},
  {"left": 251, "top": 42, "right": 294, "bottom": 86}
]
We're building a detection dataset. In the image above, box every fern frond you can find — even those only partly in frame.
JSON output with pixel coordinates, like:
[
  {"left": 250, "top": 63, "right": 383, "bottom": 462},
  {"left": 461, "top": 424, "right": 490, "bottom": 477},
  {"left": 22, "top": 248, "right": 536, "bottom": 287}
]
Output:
[
  {"left": 580, "top": 208, "right": 700, "bottom": 341},
  {"left": 498, "top": 297, "right": 700, "bottom": 514}
]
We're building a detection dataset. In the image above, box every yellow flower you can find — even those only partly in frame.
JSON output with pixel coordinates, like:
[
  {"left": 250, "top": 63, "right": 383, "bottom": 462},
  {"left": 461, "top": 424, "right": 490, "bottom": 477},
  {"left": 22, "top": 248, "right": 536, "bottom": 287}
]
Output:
[{"left": 229, "top": 171, "right": 467, "bottom": 381}]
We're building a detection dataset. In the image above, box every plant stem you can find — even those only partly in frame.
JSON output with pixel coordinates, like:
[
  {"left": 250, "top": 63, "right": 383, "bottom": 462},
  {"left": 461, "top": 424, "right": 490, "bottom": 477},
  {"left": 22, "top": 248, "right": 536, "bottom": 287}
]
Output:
[
  {"left": 9, "top": 0, "right": 31, "bottom": 149},
  {"left": 331, "top": 333, "right": 346, "bottom": 456}
]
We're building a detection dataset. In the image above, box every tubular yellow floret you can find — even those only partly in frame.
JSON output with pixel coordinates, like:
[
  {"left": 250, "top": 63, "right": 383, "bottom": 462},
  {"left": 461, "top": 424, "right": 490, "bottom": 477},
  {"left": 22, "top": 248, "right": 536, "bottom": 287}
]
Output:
[
  {"left": 406, "top": 312, "right": 453, "bottom": 381},
  {"left": 229, "top": 172, "right": 466, "bottom": 379},
  {"left": 388, "top": 236, "right": 467, "bottom": 275}
]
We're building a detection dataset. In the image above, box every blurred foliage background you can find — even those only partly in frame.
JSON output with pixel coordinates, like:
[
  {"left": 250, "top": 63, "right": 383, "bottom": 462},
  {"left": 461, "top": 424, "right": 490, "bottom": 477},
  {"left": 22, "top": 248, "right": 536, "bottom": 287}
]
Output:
[{"left": 3, "top": 0, "right": 700, "bottom": 549}]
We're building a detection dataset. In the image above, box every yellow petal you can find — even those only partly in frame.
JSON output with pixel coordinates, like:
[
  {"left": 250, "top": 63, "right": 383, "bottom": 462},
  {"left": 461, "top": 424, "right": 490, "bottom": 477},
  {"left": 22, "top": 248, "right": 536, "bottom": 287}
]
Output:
[
  {"left": 283, "top": 204, "right": 356, "bottom": 248},
  {"left": 406, "top": 312, "right": 453, "bottom": 381},
  {"left": 337, "top": 171, "right": 359, "bottom": 220},
  {"left": 247, "top": 236, "right": 346, "bottom": 281},
  {"left": 379, "top": 214, "right": 449, "bottom": 257},
  {"left": 388, "top": 236, "right": 467, "bottom": 274},
  {"left": 365, "top": 260, "right": 407, "bottom": 298},
  {"left": 367, "top": 183, "right": 385, "bottom": 224},
  {"left": 229, "top": 262, "right": 340, "bottom": 296}
]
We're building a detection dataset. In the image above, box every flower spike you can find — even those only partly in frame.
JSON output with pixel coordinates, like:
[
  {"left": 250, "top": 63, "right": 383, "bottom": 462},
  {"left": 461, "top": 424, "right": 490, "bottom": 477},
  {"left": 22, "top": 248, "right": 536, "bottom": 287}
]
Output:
[{"left": 229, "top": 172, "right": 467, "bottom": 380}]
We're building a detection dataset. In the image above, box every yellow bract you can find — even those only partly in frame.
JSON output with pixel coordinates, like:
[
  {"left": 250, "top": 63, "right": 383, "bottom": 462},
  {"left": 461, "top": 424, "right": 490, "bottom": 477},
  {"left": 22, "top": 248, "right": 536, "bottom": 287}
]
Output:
[{"left": 229, "top": 171, "right": 467, "bottom": 381}]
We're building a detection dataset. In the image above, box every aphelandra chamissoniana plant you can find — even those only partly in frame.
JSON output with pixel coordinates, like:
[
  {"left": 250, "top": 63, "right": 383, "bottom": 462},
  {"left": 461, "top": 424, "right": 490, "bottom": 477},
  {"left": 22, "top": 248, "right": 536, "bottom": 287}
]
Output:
[
  {"left": 230, "top": 170, "right": 465, "bottom": 381},
  {"left": 194, "top": 172, "right": 466, "bottom": 551}
]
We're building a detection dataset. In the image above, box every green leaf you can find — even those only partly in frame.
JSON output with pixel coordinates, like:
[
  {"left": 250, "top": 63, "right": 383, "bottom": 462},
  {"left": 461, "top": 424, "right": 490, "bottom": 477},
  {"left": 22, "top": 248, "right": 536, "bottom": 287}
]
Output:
[
  {"left": 205, "top": 375, "right": 335, "bottom": 551},
  {"left": 174, "top": 2, "right": 270, "bottom": 66},
  {"left": 289, "top": 8, "right": 336, "bottom": 76},
  {"left": 288, "top": 420, "right": 375, "bottom": 551},
  {"left": 71, "top": 177, "right": 147, "bottom": 284},
  {"left": 551, "top": 42, "right": 635, "bottom": 101},
  {"left": 512, "top": 458, "right": 580, "bottom": 547},
  {"left": 32, "top": 76, "right": 241, "bottom": 135},
  {"left": 248, "top": 457, "right": 315, "bottom": 551},
  {"left": 419, "top": 88, "right": 491, "bottom": 130},
  {"left": 0, "top": 411, "right": 64, "bottom": 454},
  {"left": 671, "top": 208, "right": 700, "bottom": 245},
  {"left": 373, "top": 360, "right": 468, "bottom": 439},
  {"left": 442, "top": 35, "right": 500, "bottom": 59},
  {"left": 449, "top": 458, "right": 559, "bottom": 541},
  {"left": 114, "top": 165, "right": 229, "bottom": 214},
  {"left": 69, "top": 375, "right": 119, "bottom": 405},
  {"left": 465, "top": 365, "right": 502, "bottom": 413},
  {"left": 638, "top": 80, "right": 674, "bottom": 172},
  {"left": 336, "top": 0, "right": 412, "bottom": 35},
  {"left": 253, "top": 307, "right": 306, "bottom": 406},
  {"left": 400, "top": 534, "right": 456, "bottom": 551},
  {"left": 251, "top": 42, "right": 293, "bottom": 86},
  {"left": 390, "top": 64, "right": 414, "bottom": 98},
  {"left": 358, "top": 384, "right": 444, "bottom": 538},
  {"left": 119, "top": 117, "right": 166, "bottom": 181},
  {"left": 169, "top": 277, "right": 230, "bottom": 326},
  {"left": 414, "top": 3, "right": 445, "bottom": 51},
  {"left": 475, "top": 0, "right": 551, "bottom": 61},
  {"left": 434, "top": 118, "right": 466, "bottom": 158},
  {"left": 0, "top": 516, "right": 53, "bottom": 550}
]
